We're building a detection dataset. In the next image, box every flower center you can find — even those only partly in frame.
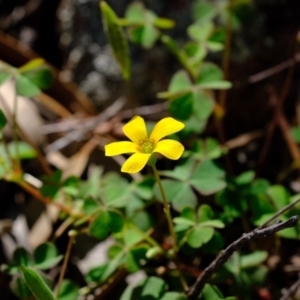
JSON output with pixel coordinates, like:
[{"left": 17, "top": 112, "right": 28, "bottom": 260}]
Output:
[{"left": 141, "top": 139, "right": 154, "bottom": 153}]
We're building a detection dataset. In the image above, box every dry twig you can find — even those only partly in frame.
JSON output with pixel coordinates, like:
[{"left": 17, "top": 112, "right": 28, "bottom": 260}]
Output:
[
  {"left": 45, "top": 97, "right": 126, "bottom": 152},
  {"left": 187, "top": 216, "right": 299, "bottom": 300}
]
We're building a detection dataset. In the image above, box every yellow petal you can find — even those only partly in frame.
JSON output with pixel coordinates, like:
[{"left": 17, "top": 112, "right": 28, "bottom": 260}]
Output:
[
  {"left": 150, "top": 117, "right": 185, "bottom": 144},
  {"left": 105, "top": 141, "right": 138, "bottom": 156},
  {"left": 123, "top": 116, "right": 148, "bottom": 145},
  {"left": 154, "top": 139, "right": 184, "bottom": 160},
  {"left": 121, "top": 152, "right": 151, "bottom": 173}
]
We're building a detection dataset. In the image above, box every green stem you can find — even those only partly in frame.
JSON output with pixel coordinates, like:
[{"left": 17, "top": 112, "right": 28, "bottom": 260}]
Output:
[
  {"left": 151, "top": 164, "right": 189, "bottom": 291},
  {"left": 152, "top": 164, "right": 178, "bottom": 253},
  {"left": 0, "top": 134, "right": 14, "bottom": 173},
  {"left": 259, "top": 194, "right": 300, "bottom": 228}
]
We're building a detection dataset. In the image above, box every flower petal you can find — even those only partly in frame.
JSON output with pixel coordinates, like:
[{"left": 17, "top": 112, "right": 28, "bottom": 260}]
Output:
[
  {"left": 105, "top": 141, "right": 138, "bottom": 156},
  {"left": 123, "top": 116, "right": 148, "bottom": 144},
  {"left": 154, "top": 139, "right": 184, "bottom": 160},
  {"left": 150, "top": 117, "right": 185, "bottom": 144},
  {"left": 121, "top": 152, "right": 151, "bottom": 173}
]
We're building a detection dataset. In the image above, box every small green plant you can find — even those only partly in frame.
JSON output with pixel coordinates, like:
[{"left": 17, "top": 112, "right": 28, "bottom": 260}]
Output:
[{"left": 0, "top": 1, "right": 300, "bottom": 299}]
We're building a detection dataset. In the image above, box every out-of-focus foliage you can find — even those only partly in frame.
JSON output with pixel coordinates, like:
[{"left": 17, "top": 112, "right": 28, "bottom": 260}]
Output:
[{"left": 0, "top": 0, "right": 299, "bottom": 299}]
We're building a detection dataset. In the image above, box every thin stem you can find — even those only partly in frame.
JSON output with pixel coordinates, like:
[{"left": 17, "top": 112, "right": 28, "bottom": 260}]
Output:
[
  {"left": 151, "top": 165, "right": 188, "bottom": 291},
  {"left": 55, "top": 234, "right": 75, "bottom": 299},
  {"left": 152, "top": 165, "right": 178, "bottom": 252},
  {"left": 54, "top": 217, "right": 75, "bottom": 240},
  {"left": 134, "top": 226, "right": 161, "bottom": 249},
  {"left": 17, "top": 177, "right": 81, "bottom": 217},
  {"left": 0, "top": 134, "right": 14, "bottom": 172},
  {"left": 259, "top": 194, "right": 300, "bottom": 228}
]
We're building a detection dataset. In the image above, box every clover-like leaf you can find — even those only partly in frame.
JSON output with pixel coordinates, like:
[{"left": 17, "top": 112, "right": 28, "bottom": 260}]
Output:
[
  {"left": 16, "top": 74, "right": 41, "bottom": 97},
  {"left": 187, "top": 226, "right": 214, "bottom": 248},
  {"left": 125, "top": 244, "right": 149, "bottom": 273},
  {"left": 13, "top": 247, "right": 32, "bottom": 267},
  {"left": 124, "top": 2, "right": 145, "bottom": 23},
  {"left": 8, "top": 141, "right": 37, "bottom": 160},
  {"left": 267, "top": 185, "right": 290, "bottom": 210},
  {"left": 192, "top": 2, "right": 218, "bottom": 23},
  {"left": 89, "top": 210, "right": 124, "bottom": 239},
  {"left": 199, "top": 284, "right": 232, "bottom": 300},
  {"left": 40, "top": 170, "right": 62, "bottom": 199},
  {"left": 188, "top": 22, "right": 214, "bottom": 42},
  {"left": 154, "top": 179, "right": 197, "bottom": 211},
  {"left": 34, "top": 243, "right": 63, "bottom": 270},
  {"left": 191, "top": 138, "right": 226, "bottom": 160},
  {"left": 197, "top": 63, "right": 232, "bottom": 89},
  {"left": 20, "top": 66, "right": 53, "bottom": 90},
  {"left": 240, "top": 251, "right": 268, "bottom": 269},
  {"left": 189, "top": 160, "right": 226, "bottom": 195},
  {"left": 120, "top": 276, "right": 167, "bottom": 300},
  {"left": 57, "top": 280, "right": 79, "bottom": 300},
  {"left": 160, "top": 292, "right": 188, "bottom": 300}
]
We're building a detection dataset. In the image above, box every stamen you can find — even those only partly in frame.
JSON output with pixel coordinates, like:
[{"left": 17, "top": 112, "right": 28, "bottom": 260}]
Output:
[{"left": 141, "top": 139, "right": 154, "bottom": 153}]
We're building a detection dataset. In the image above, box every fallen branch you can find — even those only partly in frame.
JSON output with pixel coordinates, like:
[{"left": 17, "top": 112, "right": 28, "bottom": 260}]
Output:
[{"left": 186, "top": 216, "right": 299, "bottom": 300}]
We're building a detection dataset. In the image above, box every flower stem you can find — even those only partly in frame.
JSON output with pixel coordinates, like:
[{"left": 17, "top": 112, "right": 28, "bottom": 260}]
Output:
[
  {"left": 152, "top": 165, "right": 188, "bottom": 291},
  {"left": 152, "top": 165, "right": 178, "bottom": 253}
]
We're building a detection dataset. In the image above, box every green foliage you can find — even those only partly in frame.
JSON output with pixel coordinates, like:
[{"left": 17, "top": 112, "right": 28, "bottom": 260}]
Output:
[
  {"left": 0, "top": 140, "right": 37, "bottom": 180},
  {"left": 100, "top": 1, "right": 131, "bottom": 80},
  {"left": 0, "top": 109, "right": 7, "bottom": 129},
  {"left": 220, "top": 251, "right": 268, "bottom": 298},
  {"left": 190, "top": 138, "right": 227, "bottom": 160},
  {"left": 199, "top": 284, "right": 236, "bottom": 300},
  {"left": 57, "top": 280, "right": 79, "bottom": 300},
  {"left": 174, "top": 205, "right": 224, "bottom": 248},
  {"left": 10, "top": 276, "right": 32, "bottom": 298},
  {"left": 155, "top": 158, "right": 226, "bottom": 211},
  {"left": 120, "top": 2, "right": 175, "bottom": 49},
  {"left": 0, "top": 70, "right": 11, "bottom": 85},
  {"left": 120, "top": 276, "right": 171, "bottom": 300},
  {"left": 6, "top": 249, "right": 74, "bottom": 300},
  {"left": 40, "top": 170, "right": 62, "bottom": 199},
  {"left": 16, "top": 59, "right": 53, "bottom": 97},
  {"left": 20, "top": 266, "right": 55, "bottom": 300},
  {"left": 89, "top": 209, "right": 124, "bottom": 239},
  {"left": 7, "top": 141, "right": 37, "bottom": 159},
  {"left": 34, "top": 243, "right": 64, "bottom": 270},
  {"left": 9, "top": 245, "right": 62, "bottom": 272},
  {"left": 291, "top": 126, "right": 300, "bottom": 143},
  {"left": 0, "top": 1, "right": 299, "bottom": 300},
  {"left": 157, "top": 64, "right": 230, "bottom": 134}
]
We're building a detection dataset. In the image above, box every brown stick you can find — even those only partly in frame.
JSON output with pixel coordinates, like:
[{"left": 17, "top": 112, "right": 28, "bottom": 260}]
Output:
[{"left": 186, "top": 216, "right": 299, "bottom": 300}]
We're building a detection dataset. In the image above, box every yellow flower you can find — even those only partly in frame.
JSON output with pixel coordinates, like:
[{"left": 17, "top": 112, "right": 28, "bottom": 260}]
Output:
[{"left": 105, "top": 116, "right": 185, "bottom": 173}]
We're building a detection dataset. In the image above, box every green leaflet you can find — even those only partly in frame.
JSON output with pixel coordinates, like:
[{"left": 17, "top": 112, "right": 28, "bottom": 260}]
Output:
[
  {"left": 20, "top": 266, "right": 55, "bottom": 300},
  {"left": 100, "top": 1, "right": 131, "bottom": 80}
]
